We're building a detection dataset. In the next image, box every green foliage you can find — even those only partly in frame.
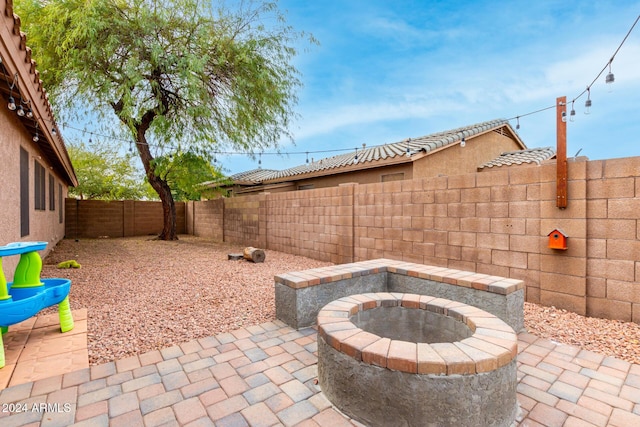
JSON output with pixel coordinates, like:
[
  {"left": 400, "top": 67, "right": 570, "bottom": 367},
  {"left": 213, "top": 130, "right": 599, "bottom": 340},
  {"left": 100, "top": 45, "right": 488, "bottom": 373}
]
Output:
[
  {"left": 151, "top": 150, "right": 230, "bottom": 201},
  {"left": 67, "top": 141, "right": 148, "bottom": 200},
  {"left": 15, "top": 0, "right": 309, "bottom": 151},
  {"left": 15, "top": 0, "right": 312, "bottom": 238}
]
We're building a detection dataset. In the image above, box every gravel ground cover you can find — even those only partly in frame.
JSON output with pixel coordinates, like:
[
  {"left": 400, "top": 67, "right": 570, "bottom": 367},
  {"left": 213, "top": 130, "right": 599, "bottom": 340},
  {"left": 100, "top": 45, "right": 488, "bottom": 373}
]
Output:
[{"left": 41, "top": 236, "right": 640, "bottom": 365}]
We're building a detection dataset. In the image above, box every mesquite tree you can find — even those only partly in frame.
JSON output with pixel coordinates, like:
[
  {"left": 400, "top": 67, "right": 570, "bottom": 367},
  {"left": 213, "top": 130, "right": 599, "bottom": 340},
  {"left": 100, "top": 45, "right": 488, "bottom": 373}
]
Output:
[{"left": 16, "top": 0, "right": 308, "bottom": 239}]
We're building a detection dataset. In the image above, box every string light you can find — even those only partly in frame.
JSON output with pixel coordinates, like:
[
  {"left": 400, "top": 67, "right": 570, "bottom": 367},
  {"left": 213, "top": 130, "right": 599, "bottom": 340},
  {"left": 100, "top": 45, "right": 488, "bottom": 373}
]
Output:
[
  {"left": 2, "top": 14, "right": 637, "bottom": 170},
  {"left": 569, "top": 101, "right": 576, "bottom": 122},
  {"left": 32, "top": 123, "right": 39, "bottom": 142},
  {"left": 605, "top": 62, "right": 615, "bottom": 92},
  {"left": 584, "top": 87, "right": 592, "bottom": 114},
  {"left": 460, "top": 137, "right": 466, "bottom": 148},
  {"left": 509, "top": 14, "right": 638, "bottom": 128},
  {"left": 353, "top": 148, "right": 358, "bottom": 164}
]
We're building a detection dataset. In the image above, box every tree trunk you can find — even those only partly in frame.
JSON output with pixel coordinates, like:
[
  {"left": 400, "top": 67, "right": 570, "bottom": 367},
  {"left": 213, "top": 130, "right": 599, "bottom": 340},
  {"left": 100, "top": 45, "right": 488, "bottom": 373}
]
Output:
[
  {"left": 134, "top": 122, "right": 178, "bottom": 240},
  {"left": 150, "top": 175, "right": 178, "bottom": 240},
  {"left": 113, "top": 100, "right": 178, "bottom": 240}
]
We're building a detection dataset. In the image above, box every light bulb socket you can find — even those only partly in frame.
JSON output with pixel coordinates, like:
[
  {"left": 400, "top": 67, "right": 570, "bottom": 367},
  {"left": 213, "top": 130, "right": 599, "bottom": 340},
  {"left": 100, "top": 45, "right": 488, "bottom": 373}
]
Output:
[
  {"left": 561, "top": 111, "right": 567, "bottom": 123},
  {"left": 33, "top": 135, "right": 39, "bottom": 142},
  {"left": 584, "top": 98, "right": 592, "bottom": 114},
  {"left": 570, "top": 109, "right": 576, "bottom": 122},
  {"left": 606, "top": 72, "right": 615, "bottom": 85},
  {"left": 8, "top": 96, "right": 16, "bottom": 111}
]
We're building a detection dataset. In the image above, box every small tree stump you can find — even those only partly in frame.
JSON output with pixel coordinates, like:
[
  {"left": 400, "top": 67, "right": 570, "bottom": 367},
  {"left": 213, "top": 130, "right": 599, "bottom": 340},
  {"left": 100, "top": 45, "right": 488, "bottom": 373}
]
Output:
[{"left": 243, "top": 247, "right": 266, "bottom": 263}]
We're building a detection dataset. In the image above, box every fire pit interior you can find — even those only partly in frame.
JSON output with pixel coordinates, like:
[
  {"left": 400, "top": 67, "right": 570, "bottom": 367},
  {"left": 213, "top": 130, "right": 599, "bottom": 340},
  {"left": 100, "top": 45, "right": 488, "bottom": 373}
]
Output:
[{"left": 352, "top": 305, "right": 474, "bottom": 344}]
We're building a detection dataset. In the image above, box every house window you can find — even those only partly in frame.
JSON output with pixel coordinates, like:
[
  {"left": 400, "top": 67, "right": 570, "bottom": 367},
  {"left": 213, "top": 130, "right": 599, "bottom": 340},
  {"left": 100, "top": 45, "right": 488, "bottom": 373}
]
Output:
[
  {"left": 381, "top": 173, "right": 404, "bottom": 182},
  {"left": 20, "top": 147, "right": 29, "bottom": 236},
  {"left": 34, "top": 160, "right": 46, "bottom": 210},
  {"left": 49, "top": 174, "right": 56, "bottom": 211},
  {"left": 59, "top": 183, "right": 63, "bottom": 223}
]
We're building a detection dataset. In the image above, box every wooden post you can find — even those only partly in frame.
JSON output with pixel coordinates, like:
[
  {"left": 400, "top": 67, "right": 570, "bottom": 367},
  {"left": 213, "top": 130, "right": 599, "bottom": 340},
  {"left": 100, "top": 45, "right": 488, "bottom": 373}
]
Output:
[{"left": 556, "top": 96, "right": 568, "bottom": 208}]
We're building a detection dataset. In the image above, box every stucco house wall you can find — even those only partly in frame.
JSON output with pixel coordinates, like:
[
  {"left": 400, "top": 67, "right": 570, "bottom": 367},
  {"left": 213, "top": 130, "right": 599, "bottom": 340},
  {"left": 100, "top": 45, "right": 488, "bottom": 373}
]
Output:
[
  {"left": 413, "top": 129, "right": 520, "bottom": 179},
  {"left": 1, "top": 0, "right": 76, "bottom": 279}
]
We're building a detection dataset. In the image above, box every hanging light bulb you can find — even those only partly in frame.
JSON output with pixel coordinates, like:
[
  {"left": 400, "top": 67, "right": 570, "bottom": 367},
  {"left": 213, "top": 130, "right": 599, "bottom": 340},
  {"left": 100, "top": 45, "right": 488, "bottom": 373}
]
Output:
[
  {"left": 16, "top": 104, "right": 25, "bottom": 116},
  {"left": 26, "top": 107, "right": 33, "bottom": 119},
  {"left": 129, "top": 141, "right": 133, "bottom": 153},
  {"left": 570, "top": 101, "right": 576, "bottom": 122},
  {"left": 406, "top": 147, "right": 411, "bottom": 157},
  {"left": 561, "top": 111, "right": 567, "bottom": 123},
  {"left": 516, "top": 116, "right": 520, "bottom": 130},
  {"left": 8, "top": 96, "right": 16, "bottom": 111},
  {"left": 584, "top": 87, "right": 592, "bottom": 114},
  {"left": 460, "top": 137, "right": 466, "bottom": 148},
  {"left": 32, "top": 123, "right": 39, "bottom": 142},
  {"left": 353, "top": 148, "right": 358, "bottom": 164},
  {"left": 605, "top": 63, "right": 615, "bottom": 92},
  {"left": 51, "top": 127, "right": 57, "bottom": 136},
  {"left": 258, "top": 152, "right": 262, "bottom": 169},
  {"left": 306, "top": 152, "right": 309, "bottom": 164}
]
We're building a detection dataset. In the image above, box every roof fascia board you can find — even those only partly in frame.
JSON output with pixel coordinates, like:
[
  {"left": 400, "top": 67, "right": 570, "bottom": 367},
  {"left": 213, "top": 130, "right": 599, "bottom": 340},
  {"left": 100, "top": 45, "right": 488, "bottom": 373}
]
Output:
[
  {"left": 261, "top": 155, "right": 413, "bottom": 184},
  {"left": 1, "top": 0, "right": 78, "bottom": 186}
]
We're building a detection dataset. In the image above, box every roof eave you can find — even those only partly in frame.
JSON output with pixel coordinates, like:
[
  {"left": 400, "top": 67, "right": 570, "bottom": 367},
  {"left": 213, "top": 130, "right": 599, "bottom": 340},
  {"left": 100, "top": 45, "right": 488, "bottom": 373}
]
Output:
[{"left": 1, "top": 0, "right": 78, "bottom": 187}]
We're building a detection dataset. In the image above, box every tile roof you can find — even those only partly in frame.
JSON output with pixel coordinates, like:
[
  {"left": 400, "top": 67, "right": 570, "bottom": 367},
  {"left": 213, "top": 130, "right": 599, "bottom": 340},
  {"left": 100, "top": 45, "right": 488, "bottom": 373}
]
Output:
[
  {"left": 230, "top": 119, "right": 516, "bottom": 184},
  {"left": 478, "top": 147, "right": 556, "bottom": 170},
  {"left": 229, "top": 168, "right": 280, "bottom": 185},
  {"left": 1, "top": 0, "right": 77, "bottom": 186}
]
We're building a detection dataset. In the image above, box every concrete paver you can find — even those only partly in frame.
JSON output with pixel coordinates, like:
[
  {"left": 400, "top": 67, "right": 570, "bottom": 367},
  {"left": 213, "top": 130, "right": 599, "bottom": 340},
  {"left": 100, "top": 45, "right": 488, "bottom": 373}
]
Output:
[{"left": 1, "top": 319, "right": 640, "bottom": 426}]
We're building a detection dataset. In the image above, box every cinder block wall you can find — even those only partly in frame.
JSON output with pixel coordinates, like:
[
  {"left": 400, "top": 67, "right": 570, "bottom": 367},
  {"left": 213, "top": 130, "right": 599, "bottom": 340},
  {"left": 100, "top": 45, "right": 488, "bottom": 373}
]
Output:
[
  {"left": 188, "top": 199, "right": 223, "bottom": 241},
  {"left": 67, "top": 157, "right": 640, "bottom": 322},
  {"left": 65, "top": 199, "right": 186, "bottom": 238},
  {"left": 224, "top": 194, "right": 264, "bottom": 247},
  {"left": 75, "top": 155, "right": 640, "bottom": 323},
  {"left": 265, "top": 184, "right": 355, "bottom": 264}
]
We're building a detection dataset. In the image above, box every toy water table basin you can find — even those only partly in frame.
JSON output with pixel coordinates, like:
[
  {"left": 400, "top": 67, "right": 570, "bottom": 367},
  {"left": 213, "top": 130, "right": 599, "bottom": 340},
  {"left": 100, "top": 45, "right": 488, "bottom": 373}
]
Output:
[{"left": 0, "top": 241, "right": 74, "bottom": 368}]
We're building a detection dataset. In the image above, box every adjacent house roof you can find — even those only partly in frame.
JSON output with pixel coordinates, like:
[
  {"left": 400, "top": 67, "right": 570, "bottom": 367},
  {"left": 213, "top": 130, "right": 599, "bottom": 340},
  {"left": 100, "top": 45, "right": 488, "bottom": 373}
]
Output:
[
  {"left": 227, "top": 119, "right": 524, "bottom": 186},
  {"left": 1, "top": 0, "right": 77, "bottom": 186},
  {"left": 478, "top": 147, "right": 556, "bottom": 170}
]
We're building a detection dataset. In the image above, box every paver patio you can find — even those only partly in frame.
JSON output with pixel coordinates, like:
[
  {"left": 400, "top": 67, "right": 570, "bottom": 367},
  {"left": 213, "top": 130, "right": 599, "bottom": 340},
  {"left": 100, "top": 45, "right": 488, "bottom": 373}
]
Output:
[
  {"left": 0, "top": 317, "right": 639, "bottom": 426},
  {"left": 0, "top": 310, "right": 89, "bottom": 390}
]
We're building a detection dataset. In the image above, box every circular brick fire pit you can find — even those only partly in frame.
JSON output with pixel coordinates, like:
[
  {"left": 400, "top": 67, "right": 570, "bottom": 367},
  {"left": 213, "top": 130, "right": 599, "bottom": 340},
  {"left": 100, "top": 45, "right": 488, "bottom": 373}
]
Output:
[{"left": 317, "top": 293, "right": 519, "bottom": 427}]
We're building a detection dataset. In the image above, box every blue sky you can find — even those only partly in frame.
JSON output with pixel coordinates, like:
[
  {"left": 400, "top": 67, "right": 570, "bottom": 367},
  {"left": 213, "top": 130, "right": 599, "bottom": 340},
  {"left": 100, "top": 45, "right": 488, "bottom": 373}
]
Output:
[{"left": 220, "top": 0, "right": 640, "bottom": 175}]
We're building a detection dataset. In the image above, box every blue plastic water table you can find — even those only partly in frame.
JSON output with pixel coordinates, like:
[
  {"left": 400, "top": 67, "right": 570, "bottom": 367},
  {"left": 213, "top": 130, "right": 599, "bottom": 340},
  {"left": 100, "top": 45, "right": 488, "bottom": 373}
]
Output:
[{"left": 0, "top": 241, "right": 74, "bottom": 368}]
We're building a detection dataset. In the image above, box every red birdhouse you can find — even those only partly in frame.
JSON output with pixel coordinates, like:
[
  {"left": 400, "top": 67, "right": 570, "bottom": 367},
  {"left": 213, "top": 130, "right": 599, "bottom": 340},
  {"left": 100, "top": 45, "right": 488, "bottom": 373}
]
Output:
[{"left": 547, "top": 229, "right": 568, "bottom": 250}]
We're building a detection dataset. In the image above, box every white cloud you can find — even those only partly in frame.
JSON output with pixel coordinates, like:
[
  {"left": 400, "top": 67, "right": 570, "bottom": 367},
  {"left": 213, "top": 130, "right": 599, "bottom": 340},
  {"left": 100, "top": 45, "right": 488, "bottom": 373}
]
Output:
[{"left": 289, "top": 98, "right": 465, "bottom": 141}]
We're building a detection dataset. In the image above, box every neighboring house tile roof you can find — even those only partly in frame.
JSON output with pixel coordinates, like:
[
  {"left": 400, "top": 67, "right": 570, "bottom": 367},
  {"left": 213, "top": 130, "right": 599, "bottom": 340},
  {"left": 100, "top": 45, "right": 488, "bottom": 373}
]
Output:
[
  {"left": 478, "top": 147, "right": 556, "bottom": 170},
  {"left": 229, "top": 119, "right": 516, "bottom": 185},
  {"left": 230, "top": 168, "right": 280, "bottom": 185}
]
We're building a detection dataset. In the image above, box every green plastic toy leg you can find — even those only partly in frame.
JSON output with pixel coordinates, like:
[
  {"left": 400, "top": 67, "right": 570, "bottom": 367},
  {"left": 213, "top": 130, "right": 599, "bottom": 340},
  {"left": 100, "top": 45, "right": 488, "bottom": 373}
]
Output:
[
  {"left": 0, "top": 332, "right": 5, "bottom": 368},
  {"left": 58, "top": 297, "right": 74, "bottom": 333},
  {"left": 0, "top": 258, "right": 10, "bottom": 300},
  {"left": 12, "top": 251, "right": 43, "bottom": 288}
]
